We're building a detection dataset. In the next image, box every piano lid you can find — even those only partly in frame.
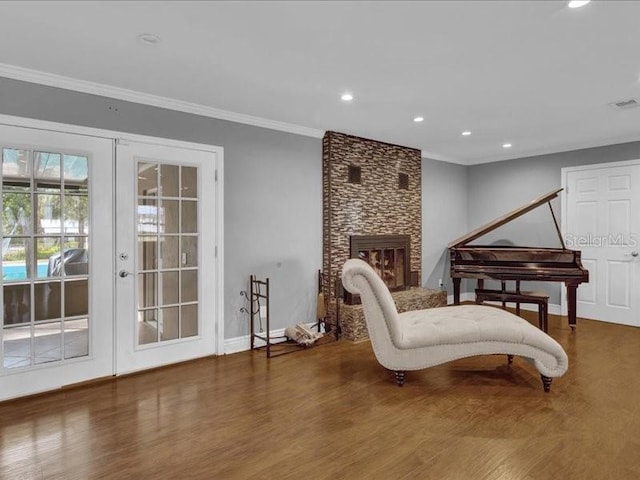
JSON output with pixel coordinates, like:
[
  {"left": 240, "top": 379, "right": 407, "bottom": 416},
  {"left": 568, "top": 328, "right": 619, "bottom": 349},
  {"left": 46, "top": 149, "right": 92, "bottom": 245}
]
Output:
[{"left": 448, "top": 188, "right": 563, "bottom": 249}]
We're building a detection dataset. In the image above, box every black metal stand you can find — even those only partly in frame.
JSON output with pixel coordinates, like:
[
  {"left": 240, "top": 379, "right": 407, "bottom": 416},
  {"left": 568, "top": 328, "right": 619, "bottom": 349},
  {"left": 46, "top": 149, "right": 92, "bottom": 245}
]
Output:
[{"left": 244, "top": 272, "right": 339, "bottom": 358}]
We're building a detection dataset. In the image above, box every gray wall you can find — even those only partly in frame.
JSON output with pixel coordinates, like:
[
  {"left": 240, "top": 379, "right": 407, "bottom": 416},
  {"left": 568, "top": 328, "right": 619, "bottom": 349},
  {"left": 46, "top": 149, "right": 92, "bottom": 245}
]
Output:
[
  {"left": 0, "top": 77, "right": 322, "bottom": 339},
  {"left": 422, "top": 158, "right": 469, "bottom": 293},
  {"left": 467, "top": 142, "right": 640, "bottom": 303},
  {"left": 3, "top": 76, "right": 637, "bottom": 327}
]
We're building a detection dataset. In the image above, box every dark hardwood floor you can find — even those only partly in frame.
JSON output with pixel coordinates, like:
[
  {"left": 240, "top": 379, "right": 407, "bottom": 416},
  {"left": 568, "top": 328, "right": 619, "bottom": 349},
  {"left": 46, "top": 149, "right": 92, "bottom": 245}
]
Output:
[{"left": 1, "top": 311, "right": 640, "bottom": 479}]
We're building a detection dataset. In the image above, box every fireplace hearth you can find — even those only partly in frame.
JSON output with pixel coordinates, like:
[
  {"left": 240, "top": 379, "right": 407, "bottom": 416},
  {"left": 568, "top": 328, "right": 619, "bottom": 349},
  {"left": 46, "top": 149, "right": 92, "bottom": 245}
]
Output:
[{"left": 345, "top": 234, "right": 414, "bottom": 304}]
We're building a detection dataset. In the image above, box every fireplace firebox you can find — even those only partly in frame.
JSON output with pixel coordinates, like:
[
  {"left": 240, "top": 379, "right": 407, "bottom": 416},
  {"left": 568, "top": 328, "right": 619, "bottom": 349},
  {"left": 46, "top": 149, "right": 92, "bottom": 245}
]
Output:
[{"left": 345, "top": 234, "right": 414, "bottom": 304}]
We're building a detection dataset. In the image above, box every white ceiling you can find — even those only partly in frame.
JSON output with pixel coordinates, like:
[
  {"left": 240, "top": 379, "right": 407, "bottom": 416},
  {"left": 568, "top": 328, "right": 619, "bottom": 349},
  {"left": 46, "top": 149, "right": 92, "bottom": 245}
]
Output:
[{"left": 0, "top": 0, "right": 639, "bottom": 165}]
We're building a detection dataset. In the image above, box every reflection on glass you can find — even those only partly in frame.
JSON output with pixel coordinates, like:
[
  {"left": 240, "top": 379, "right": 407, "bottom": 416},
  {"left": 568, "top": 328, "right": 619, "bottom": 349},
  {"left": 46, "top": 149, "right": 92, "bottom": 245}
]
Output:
[
  {"left": 35, "top": 194, "right": 61, "bottom": 234},
  {"left": 64, "top": 279, "right": 88, "bottom": 317},
  {"left": 181, "top": 270, "right": 198, "bottom": 303},
  {"left": 138, "top": 273, "right": 157, "bottom": 308},
  {"left": 138, "top": 163, "right": 158, "bottom": 196},
  {"left": 2, "top": 147, "right": 92, "bottom": 369},
  {"left": 138, "top": 309, "right": 158, "bottom": 345},
  {"left": 3, "top": 325, "right": 32, "bottom": 368},
  {"left": 160, "top": 236, "right": 179, "bottom": 269},
  {"left": 181, "top": 236, "right": 198, "bottom": 267},
  {"left": 396, "top": 249, "right": 405, "bottom": 288},
  {"left": 138, "top": 199, "right": 158, "bottom": 235},
  {"left": 2, "top": 192, "right": 32, "bottom": 235},
  {"left": 160, "top": 271, "right": 179, "bottom": 305},
  {"left": 37, "top": 237, "right": 60, "bottom": 279},
  {"left": 2, "top": 237, "right": 30, "bottom": 281},
  {"left": 34, "top": 321, "right": 62, "bottom": 364},
  {"left": 64, "top": 195, "right": 88, "bottom": 234},
  {"left": 181, "top": 304, "right": 198, "bottom": 338},
  {"left": 160, "top": 307, "right": 179, "bottom": 341},
  {"left": 62, "top": 237, "right": 89, "bottom": 276},
  {"left": 34, "top": 151, "right": 62, "bottom": 183},
  {"left": 64, "top": 318, "right": 89, "bottom": 359},
  {"left": 134, "top": 161, "right": 201, "bottom": 345},
  {"left": 63, "top": 155, "right": 88, "bottom": 193},
  {"left": 181, "top": 166, "right": 197, "bottom": 198},
  {"left": 181, "top": 200, "right": 197, "bottom": 233},
  {"left": 3, "top": 284, "right": 31, "bottom": 325},
  {"left": 160, "top": 164, "right": 179, "bottom": 197},
  {"left": 2, "top": 148, "right": 30, "bottom": 190},
  {"left": 138, "top": 236, "right": 157, "bottom": 271},
  {"left": 160, "top": 199, "right": 179, "bottom": 234},
  {"left": 35, "top": 281, "right": 61, "bottom": 320}
]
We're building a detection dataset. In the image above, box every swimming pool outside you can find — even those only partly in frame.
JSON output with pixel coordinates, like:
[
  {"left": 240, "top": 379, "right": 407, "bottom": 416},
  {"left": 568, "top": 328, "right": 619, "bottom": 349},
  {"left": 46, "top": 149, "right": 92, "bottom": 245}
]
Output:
[{"left": 2, "top": 262, "right": 49, "bottom": 281}]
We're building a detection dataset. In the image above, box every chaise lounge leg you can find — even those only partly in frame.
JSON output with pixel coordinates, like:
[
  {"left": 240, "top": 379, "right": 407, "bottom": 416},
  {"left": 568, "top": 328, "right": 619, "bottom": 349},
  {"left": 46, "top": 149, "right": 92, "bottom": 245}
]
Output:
[
  {"left": 395, "top": 371, "right": 405, "bottom": 386},
  {"left": 507, "top": 354, "right": 514, "bottom": 365},
  {"left": 541, "top": 375, "right": 552, "bottom": 392}
]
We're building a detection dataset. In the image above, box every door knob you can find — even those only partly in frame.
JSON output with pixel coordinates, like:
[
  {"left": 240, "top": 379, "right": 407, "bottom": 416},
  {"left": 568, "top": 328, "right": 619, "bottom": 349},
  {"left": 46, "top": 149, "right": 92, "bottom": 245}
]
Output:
[
  {"left": 631, "top": 251, "right": 639, "bottom": 257},
  {"left": 119, "top": 270, "right": 132, "bottom": 278}
]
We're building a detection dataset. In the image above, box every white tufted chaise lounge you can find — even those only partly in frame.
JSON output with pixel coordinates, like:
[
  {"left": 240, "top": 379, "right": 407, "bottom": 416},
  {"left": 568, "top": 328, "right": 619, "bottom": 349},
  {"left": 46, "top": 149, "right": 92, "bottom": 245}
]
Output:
[{"left": 341, "top": 259, "right": 568, "bottom": 392}]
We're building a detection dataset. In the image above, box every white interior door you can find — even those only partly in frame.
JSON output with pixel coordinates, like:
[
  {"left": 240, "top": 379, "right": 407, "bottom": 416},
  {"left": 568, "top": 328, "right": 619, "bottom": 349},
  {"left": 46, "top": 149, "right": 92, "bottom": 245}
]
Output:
[
  {"left": 115, "top": 139, "right": 221, "bottom": 374},
  {"left": 0, "top": 123, "right": 114, "bottom": 401},
  {"left": 564, "top": 162, "right": 640, "bottom": 326}
]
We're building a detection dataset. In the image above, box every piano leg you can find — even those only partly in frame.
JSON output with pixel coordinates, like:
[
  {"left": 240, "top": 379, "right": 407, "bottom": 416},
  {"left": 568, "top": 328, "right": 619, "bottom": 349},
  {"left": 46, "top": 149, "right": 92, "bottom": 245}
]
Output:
[
  {"left": 453, "top": 278, "right": 461, "bottom": 305},
  {"left": 567, "top": 283, "right": 578, "bottom": 330}
]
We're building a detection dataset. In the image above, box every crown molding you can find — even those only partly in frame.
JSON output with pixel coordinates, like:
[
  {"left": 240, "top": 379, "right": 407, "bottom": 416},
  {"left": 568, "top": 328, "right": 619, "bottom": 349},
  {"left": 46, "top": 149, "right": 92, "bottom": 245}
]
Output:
[
  {"left": 0, "top": 63, "right": 475, "bottom": 164},
  {"left": 0, "top": 62, "right": 325, "bottom": 139}
]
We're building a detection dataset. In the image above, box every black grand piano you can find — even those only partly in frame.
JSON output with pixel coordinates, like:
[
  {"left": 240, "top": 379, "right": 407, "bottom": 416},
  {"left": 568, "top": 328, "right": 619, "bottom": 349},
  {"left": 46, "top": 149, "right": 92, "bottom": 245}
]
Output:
[{"left": 449, "top": 188, "right": 589, "bottom": 329}]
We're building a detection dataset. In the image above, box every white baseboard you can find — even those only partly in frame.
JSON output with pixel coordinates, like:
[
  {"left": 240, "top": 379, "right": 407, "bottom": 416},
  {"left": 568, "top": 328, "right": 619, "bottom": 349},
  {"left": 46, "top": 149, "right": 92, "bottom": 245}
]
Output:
[{"left": 224, "top": 327, "right": 286, "bottom": 355}]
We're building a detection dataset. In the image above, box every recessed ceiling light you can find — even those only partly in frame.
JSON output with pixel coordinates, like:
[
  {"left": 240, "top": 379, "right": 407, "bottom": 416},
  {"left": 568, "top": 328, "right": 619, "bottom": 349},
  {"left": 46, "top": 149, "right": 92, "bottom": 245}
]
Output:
[
  {"left": 137, "top": 33, "right": 161, "bottom": 45},
  {"left": 502, "top": 143, "right": 512, "bottom": 149},
  {"left": 461, "top": 131, "right": 472, "bottom": 136},
  {"left": 341, "top": 93, "right": 353, "bottom": 101},
  {"left": 413, "top": 116, "right": 424, "bottom": 123},
  {"left": 568, "top": 0, "right": 590, "bottom": 8}
]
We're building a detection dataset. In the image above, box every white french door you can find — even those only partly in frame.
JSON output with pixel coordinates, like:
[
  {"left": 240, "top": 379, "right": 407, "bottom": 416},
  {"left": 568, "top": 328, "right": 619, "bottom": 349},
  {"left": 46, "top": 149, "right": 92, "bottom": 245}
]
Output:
[
  {"left": 115, "top": 140, "right": 221, "bottom": 374},
  {"left": 563, "top": 161, "right": 640, "bottom": 326},
  {"left": 0, "top": 123, "right": 114, "bottom": 401},
  {"left": 1, "top": 116, "right": 223, "bottom": 400}
]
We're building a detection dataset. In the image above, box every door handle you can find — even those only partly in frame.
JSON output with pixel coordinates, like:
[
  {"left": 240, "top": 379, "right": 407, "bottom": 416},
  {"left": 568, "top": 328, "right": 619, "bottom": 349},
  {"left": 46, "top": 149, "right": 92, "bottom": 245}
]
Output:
[
  {"left": 119, "top": 270, "right": 132, "bottom": 278},
  {"left": 631, "top": 251, "right": 639, "bottom": 257}
]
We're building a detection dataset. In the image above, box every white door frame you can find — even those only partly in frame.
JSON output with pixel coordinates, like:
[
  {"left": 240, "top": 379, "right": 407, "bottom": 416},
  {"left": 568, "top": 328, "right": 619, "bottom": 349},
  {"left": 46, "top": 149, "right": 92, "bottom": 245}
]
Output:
[
  {"left": 0, "top": 113, "right": 224, "bottom": 391},
  {"left": 560, "top": 158, "right": 640, "bottom": 318}
]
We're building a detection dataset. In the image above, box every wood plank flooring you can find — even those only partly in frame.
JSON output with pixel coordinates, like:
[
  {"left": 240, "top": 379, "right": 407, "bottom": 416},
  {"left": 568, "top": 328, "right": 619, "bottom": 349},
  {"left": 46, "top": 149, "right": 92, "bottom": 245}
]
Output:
[{"left": 1, "top": 311, "right": 640, "bottom": 479}]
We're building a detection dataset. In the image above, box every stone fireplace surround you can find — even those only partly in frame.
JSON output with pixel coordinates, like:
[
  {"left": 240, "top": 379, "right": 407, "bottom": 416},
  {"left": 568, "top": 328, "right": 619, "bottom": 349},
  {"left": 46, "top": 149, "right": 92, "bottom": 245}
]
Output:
[{"left": 323, "top": 131, "right": 446, "bottom": 340}]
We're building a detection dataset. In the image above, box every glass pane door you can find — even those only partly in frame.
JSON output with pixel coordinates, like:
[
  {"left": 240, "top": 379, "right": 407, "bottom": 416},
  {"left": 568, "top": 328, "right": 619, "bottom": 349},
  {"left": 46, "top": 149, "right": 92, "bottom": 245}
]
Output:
[
  {"left": 2, "top": 148, "right": 89, "bottom": 368},
  {"left": 0, "top": 122, "right": 113, "bottom": 402},
  {"left": 115, "top": 140, "right": 219, "bottom": 375}
]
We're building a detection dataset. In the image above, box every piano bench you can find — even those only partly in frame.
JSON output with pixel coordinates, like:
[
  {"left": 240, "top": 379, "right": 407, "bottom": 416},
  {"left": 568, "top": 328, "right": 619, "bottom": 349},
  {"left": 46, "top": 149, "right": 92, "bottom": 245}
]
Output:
[{"left": 475, "top": 289, "right": 549, "bottom": 333}]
